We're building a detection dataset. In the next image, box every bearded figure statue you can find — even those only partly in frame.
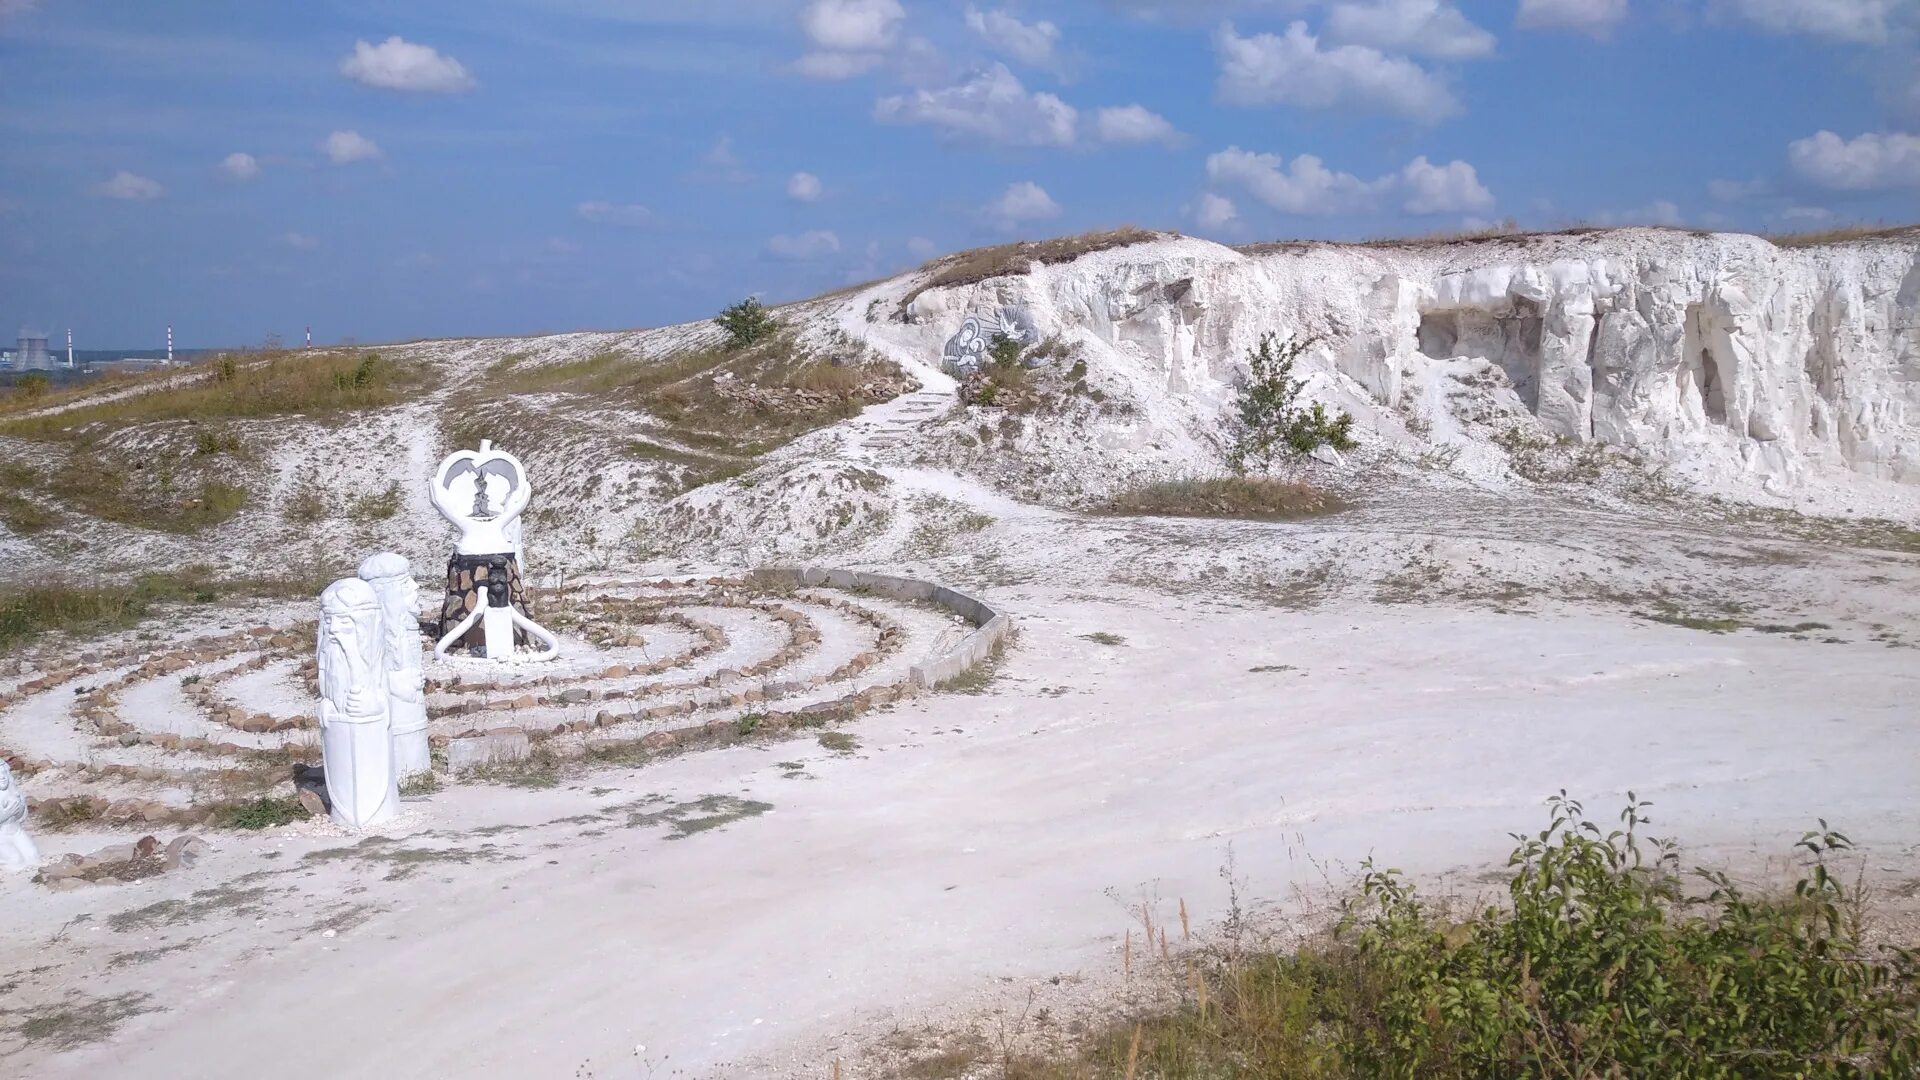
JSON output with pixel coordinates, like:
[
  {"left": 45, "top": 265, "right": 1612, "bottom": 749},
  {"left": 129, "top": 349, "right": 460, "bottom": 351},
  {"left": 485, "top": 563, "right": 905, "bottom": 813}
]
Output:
[
  {"left": 317, "top": 578, "right": 399, "bottom": 829},
  {"left": 358, "top": 552, "right": 430, "bottom": 779},
  {"left": 0, "top": 761, "right": 38, "bottom": 872}
]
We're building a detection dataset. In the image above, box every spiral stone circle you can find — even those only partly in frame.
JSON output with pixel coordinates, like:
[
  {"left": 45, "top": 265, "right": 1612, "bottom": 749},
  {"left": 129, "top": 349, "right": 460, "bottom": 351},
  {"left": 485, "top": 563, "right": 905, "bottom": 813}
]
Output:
[{"left": 0, "top": 569, "right": 1008, "bottom": 830}]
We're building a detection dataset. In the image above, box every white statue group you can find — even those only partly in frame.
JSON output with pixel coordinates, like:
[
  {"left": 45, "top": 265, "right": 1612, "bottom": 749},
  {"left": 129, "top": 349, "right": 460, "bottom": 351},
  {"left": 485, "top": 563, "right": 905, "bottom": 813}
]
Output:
[
  {"left": 316, "top": 440, "right": 556, "bottom": 829},
  {"left": 314, "top": 554, "right": 430, "bottom": 829},
  {"left": 0, "top": 441, "right": 558, "bottom": 862}
]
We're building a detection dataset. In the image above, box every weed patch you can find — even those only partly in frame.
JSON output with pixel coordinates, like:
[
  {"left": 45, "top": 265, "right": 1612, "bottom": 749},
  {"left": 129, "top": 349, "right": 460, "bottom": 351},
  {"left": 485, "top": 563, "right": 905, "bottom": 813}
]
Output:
[{"left": 1099, "top": 476, "right": 1346, "bottom": 520}]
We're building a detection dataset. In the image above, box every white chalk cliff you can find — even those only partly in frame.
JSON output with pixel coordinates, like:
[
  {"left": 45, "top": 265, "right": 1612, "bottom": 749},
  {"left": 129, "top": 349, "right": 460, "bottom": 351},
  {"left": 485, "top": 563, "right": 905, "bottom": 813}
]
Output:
[{"left": 887, "top": 229, "right": 1919, "bottom": 508}]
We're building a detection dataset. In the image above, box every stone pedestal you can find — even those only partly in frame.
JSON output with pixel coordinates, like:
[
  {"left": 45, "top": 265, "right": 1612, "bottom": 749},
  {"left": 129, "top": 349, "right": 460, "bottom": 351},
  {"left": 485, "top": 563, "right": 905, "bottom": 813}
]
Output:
[{"left": 438, "top": 553, "right": 534, "bottom": 654}]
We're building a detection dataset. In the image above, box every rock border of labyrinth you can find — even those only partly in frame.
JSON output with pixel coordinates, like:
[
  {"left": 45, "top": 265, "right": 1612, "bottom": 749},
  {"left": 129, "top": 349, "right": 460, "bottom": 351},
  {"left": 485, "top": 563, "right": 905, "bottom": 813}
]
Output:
[
  {"left": 458, "top": 565, "right": 1014, "bottom": 763},
  {"left": 10, "top": 567, "right": 1011, "bottom": 829}
]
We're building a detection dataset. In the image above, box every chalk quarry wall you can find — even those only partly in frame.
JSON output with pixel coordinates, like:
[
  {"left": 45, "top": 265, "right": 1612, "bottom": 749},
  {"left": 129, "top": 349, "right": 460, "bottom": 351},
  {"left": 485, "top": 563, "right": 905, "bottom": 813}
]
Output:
[{"left": 896, "top": 230, "right": 1920, "bottom": 497}]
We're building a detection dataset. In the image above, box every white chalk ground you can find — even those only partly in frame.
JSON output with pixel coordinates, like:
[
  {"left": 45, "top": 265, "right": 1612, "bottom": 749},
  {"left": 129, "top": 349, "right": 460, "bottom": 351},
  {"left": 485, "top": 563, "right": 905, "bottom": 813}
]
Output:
[
  {"left": 2, "top": 228, "right": 1920, "bottom": 1075},
  {"left": 4, "top": 551, "right": 1918, "bottom": 1077}
]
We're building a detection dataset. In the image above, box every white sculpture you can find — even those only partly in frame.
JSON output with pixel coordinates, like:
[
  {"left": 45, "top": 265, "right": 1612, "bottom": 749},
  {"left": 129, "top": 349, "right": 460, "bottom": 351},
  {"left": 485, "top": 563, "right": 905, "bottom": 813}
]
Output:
[
  {"left": 357, "top": 552, "right": 430, "bottom": 779},
  {"left": 430, "top": 440, "right": 557, "bottom": 661},
  {"left": 317, "top": 578, "right": 400, "bottom": 829},
  {"left": 0, "top": 761, "right": 39, "bottom": 873}
]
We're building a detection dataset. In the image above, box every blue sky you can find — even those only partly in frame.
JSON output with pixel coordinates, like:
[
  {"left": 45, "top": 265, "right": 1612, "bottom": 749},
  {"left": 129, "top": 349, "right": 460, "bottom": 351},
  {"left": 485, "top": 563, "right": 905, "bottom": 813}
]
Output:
[{"left": 0, "top": 0, "right": 1914, "bottom": 347}]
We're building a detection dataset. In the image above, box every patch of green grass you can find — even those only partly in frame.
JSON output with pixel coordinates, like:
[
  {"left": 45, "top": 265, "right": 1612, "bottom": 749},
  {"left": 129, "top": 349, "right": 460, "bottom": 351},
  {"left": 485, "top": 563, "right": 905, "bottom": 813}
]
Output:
[
  {"left": 1080, "top": 631, "right": 1127, "bottom": 646},
  {"left": 988, "top": 796, "right": 1920, "bottom": 1080},
  {"left": 0, "top": 565, "right": 332, "bottom": 655},
  {"left": 1099, "top": 475, "right": 1347, "bottom": 520},
  {"left": 214, "top": 796, "right": 307, "bottom": 830},
  {"left": 818, "top": 731, "right": 860, "bottom": 755},
  {"left": 1642, "top": 610, "right": 1746, "bottom": 633},
  {"left": 399, "top": 771, "right": 442, "bottom": 796},
  {"left": 0, "top": 490, "right": 57, "bottom": 533},
  {"left": 622, "top": 794, "right": 772, "bottom": 839},
  {"left": 11, "top": 992, "right": 157, "bottom": 1050},
  {"left": 348, "top": 481, "right": 403, "bottom": 522},
  {"left": 108, "top": 883, "right": 276, "bottom": 932}
]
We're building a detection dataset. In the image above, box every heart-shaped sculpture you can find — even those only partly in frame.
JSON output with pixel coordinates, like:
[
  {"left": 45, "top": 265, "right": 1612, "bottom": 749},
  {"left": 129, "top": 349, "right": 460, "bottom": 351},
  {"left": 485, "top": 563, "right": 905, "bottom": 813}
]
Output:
[{"left": 432, "top": 440, "right": 529, "bottom": 558}]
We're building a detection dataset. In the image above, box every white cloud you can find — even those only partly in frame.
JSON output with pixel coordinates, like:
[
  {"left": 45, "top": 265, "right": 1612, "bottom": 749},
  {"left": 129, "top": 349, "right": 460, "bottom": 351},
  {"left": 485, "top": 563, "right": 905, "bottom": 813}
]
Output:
[
  {"left": 1710, "top": 0, "right": 1894, "bottom": 45},
  {"left": 787, "top": 171, "right": 824, "bottom": 201},
  {"left": 965, "top": 6, "right": 1064, "bottom": 71},
  {"left": 1094, "top": 104, "right": 1181, "bottom": 145},
  {"left": 800, "top": 0, "right": 904, "bottom": 51},
  {"left": 1213, "top": 22, "right": 1458, "bottom": 122},
  {"left": 1707, "top": 177, "right": 1770, "bottom": 201},
  {"left": 1196, "top": 192, "right": 1239, "bottom": 229},
  {"left": 875, "top": 64, "right": 1078, "bottom": 146},
  {"left": 284, "top": 232, "right": 319, "bottom": 251},
  {"left": 767, "top": 229, "right": 842, "bottom": 259},
  {"left": 576, "top": 201, "right": 655, "bottom": 226},
  {"left": 1399, "top": 155, "right": 1495, "bottom": 213},
  {"left": 339, "top": 36, "right": 476, "bottom": 93},
  {"left": 907, "top": 236, "right": 939, "bottom": 259},
  {"left": 1515, "top": 0, "right": 1630, "bottom": 39},
  {"left": 699, "top": 135, "right": 751, "bottom": 183},
  {"left": 1778, "top": 205, "right": 1836, "bottom": 223},
  {"left": 218, "top": 152, "right": 259, "bottom": 181},
  {"left": 91, "top": 170, "right": 164, "bottom": 200},
  {"left": 323, "top": 129, "right": 382, "bottom": 165},
  {"left": 1326, "top": 0, "right": 1497, "bottom": 60},
  {"left": 1594, "top": 200, "right": 1685, "bottom": 226},
  {"left": 1206, "top": 147, "right": 1387, "bottom": 214},
  {"left": 1788, "top": 130, "right": 1920, "bottom": 190},
  {"left": 794, "top": 51, "right": 884, "bottom": 79},
  {"left": 984, "top": 181, "right": 1061, "bottom": 231},
  {"left": 1206, "top": 146, "right": 1496, "bottom": 215}
]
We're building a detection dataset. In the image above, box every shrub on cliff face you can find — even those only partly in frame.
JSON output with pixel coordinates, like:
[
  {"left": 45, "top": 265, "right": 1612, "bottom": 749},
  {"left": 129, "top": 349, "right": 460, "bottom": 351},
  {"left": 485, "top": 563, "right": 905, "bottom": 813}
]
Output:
[
  {"left": 1227, "top": 332, "right": 1356, "bottom": 472},
  {"left": 714, "top": 298, "right": 780, "bottom": 349}
]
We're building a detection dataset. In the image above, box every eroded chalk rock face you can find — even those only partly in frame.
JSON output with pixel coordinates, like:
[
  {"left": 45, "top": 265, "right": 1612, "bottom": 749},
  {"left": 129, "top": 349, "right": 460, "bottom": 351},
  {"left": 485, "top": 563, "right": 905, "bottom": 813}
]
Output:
[{"left": 901, "top": 231, "right": 1920, "bottom": 493}]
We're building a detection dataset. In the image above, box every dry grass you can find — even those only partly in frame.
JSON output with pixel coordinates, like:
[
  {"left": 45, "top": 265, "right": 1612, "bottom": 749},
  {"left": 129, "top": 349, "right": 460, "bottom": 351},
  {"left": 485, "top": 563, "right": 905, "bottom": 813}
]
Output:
[
  {"left": 900, "top": 227, "right": 1167, "bottom": 312},
  {"left": 0, "top": 350, "right": 432, "bottom": 440},
  {"left": 1766, "top": 223, "right": 1920, "bottom": 248},
  {"left": 0, "top": 565, "right": 334, "bottom": 654},
  {"left": 1099, "top": 476, "right": 1348, "bottom": 520}
]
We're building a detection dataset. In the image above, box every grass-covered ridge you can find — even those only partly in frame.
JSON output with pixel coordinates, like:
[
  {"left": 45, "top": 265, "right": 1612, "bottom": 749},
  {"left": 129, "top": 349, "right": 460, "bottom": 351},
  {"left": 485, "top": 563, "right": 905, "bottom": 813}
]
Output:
[
  {"left": 922, "top": 796, "right": 1920, "bottom": 1079},
  {"left": 0, "top": 349, "right": 432, "bottom": 439},
  {"left": 900, "top": 227, "right": 1167, "bottom": 312}
]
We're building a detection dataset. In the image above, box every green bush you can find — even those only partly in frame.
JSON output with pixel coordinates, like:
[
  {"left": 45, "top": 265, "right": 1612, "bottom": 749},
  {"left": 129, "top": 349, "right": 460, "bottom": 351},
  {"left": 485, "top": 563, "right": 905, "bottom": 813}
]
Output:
[
  {"left": 218, "top": 797, "right": 306, "bottom": 830},
  {"left": 1227, "top": 332, "right": 1356, "bottom": 472},
  {"left": 714, "top": 298, "right": 780, "bottom": 349},
  {"left": 1015, "top": 796, "right": 1920, "bottom": 1079}
]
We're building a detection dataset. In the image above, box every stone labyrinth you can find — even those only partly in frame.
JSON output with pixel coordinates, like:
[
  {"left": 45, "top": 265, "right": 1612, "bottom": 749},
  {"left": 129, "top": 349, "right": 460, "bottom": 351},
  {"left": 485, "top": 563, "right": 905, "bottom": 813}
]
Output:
[{"left": 0, "top": 571, "right": 1006, "bottom": 830}]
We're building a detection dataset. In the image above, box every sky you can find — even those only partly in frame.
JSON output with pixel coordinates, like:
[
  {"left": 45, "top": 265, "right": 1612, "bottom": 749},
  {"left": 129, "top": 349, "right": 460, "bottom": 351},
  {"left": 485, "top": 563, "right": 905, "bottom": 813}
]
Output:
[{"left": 0, "top": 0, "right": 1914, "bottom": 348}]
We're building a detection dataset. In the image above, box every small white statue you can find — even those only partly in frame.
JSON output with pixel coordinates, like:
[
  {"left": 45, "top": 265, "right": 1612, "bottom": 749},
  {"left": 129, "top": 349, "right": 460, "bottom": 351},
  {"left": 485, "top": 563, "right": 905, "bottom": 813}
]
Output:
[
  {"left": 0, "top": 760, "right": 39, "bottom": 873},
  {"left": 358, "top": 552, "right": 430, "bottom": 779},
  {"left": 317, "top": 578, "right": 399, "bottom": 829}
]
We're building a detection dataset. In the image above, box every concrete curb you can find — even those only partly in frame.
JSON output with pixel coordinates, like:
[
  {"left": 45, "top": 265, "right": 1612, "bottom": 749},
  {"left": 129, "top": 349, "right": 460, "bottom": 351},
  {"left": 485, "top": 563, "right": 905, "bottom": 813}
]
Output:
[{"left": 758, "top": 566, "right": 1012, "bottom": 690}]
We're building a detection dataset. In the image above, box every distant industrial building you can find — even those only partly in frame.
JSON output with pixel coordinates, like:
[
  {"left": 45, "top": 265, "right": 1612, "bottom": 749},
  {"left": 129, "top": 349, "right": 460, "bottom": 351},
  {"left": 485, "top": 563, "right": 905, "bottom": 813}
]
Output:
[{"left": 14, "top": 330, "right": 52, "bottom": 372}]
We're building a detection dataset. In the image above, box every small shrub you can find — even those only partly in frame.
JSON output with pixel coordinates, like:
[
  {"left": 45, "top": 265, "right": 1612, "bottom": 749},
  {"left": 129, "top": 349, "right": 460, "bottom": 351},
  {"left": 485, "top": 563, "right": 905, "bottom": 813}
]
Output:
[
  {"left": 348, "top": 481, "right": 402, "bottom": 522},
  {"left": 16, "top": 372, "right": 49, "bottom": 399},
  {"left": 218, "top": 796, "right": 306, "bottom": 830},
  {"left": 714, "top": 298, "right": 780, "bottom": 349},
  {"left": 1227, "top": 333, "right": 1356, "bottom": 472}
]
